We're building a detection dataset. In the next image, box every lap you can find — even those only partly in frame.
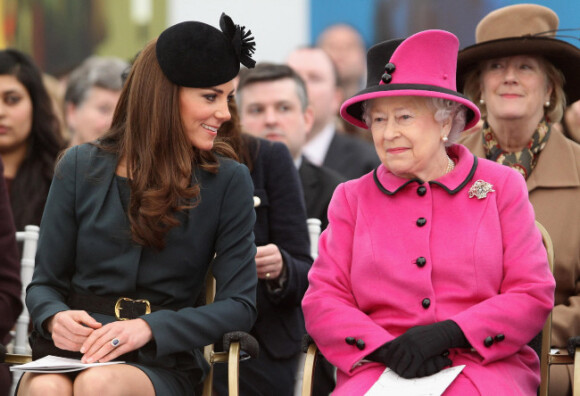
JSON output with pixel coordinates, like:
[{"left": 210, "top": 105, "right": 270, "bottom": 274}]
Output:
[{"left": 18, "top": 364, "right": 154, "bottom": 396}]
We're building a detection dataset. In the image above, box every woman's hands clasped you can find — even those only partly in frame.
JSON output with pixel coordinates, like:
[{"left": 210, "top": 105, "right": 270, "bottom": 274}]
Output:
[
  {"left": 365, "top": 320, "right": 468, "bottom": 378},
  {"left": 47, "top": 310, "right": 154, "bottom": 363}
]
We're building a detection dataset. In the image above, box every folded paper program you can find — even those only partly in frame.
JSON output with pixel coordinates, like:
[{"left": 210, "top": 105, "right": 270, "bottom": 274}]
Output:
[{"left": 10, "top": 355, "right": 124, "bottom": 373}]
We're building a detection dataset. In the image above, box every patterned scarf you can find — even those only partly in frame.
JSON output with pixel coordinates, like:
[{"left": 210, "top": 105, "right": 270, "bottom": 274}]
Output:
[{"left": 482, "top": 119, "right": 551, "bottom": 179}]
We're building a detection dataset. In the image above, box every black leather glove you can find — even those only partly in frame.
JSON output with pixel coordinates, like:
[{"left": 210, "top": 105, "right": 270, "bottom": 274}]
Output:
[
  {"left": 373, "top": 320, "right": 468, "bottom": 378},
  {"left": 567, "top": 336, "right": 580, "bottom": 356}
]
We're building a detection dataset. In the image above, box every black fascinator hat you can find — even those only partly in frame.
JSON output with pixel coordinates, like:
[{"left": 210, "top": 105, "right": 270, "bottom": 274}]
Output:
[{"left": 156, "top": 13, "right": 256, "bottom": 88}]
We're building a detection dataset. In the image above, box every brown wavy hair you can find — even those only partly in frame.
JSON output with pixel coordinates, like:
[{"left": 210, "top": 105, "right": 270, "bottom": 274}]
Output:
[{"left": 97, "top": 39, "right": 237, "bottom": 249}]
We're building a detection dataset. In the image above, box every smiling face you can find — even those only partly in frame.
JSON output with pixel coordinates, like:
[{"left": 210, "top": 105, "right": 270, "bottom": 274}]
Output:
[
  {"left": 0, "top": 74, "right": 33, "bottom": 155},
  {"left": 366, "top": 96, "right": 450, "bottom": 181},
  {"left": 179, "top": 80, "right": 234, "bottom": 151},
  {"left": 480, "top": 55, "right": 552, "bottom": 125}
]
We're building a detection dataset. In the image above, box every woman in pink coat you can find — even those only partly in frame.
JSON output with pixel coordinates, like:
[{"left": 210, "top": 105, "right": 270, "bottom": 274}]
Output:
[{"left": 301, "top": 30, "right": 555, "bottom": 395}]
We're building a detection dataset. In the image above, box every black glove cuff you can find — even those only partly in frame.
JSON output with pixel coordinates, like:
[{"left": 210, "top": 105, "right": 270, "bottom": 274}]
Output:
[{"left": 440, "top": 320, "right": 470, "bottom": 349}]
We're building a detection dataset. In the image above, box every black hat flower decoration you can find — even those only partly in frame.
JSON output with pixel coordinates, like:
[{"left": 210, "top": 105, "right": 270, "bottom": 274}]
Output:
[
  {"left": 381, "top": 62, "right": 396, "bottom": 84},
  {"left": 219, "top": 12, "right": 256, "bottom": 69}
]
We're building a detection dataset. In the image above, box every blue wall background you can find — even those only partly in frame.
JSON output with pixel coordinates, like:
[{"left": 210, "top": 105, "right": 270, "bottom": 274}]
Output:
[{"left": 310, "top": 0, "right": 580, "bottom": 50}]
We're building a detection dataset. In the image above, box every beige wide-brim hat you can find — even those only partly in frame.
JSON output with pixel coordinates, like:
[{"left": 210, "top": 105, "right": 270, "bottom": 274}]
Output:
[{"left": 457, "top": 4, "right": 580, "bottom": 104}]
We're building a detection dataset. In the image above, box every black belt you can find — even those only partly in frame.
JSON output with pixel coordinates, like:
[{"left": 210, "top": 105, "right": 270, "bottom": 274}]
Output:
[{"left": 68, "top": 293, "right": 167, "bottom": 321}]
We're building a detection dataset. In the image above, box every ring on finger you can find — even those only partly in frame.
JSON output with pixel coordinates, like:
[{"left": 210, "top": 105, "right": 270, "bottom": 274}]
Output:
[
  {"left": 265, "top": 272, "right": 271, "bottom": 279},
  {"left": 111, "top": 338, "right": 121, "bottom": 347}
]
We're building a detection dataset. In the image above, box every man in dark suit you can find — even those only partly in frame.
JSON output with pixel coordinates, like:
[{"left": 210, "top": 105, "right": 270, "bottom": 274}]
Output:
[
  {"left": 237, "top": 63, "right": 345, "bottom": 230},
  {"left": 237, "top": 63, "right": 344, "bottom": 395},
  {"left": 287, "top": 47, "right": 380, "bottom": 180}
]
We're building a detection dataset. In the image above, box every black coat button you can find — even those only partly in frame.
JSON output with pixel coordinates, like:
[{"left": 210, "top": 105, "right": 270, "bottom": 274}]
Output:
[
  {"left": 422, "top": 298, "right": 431, "bottom": 309},
  {"left": 495, "top": 334, "right": 505, "bottom": 342},
  {"left": 417, "top": 186, "right": 427, "bottom": 196},
  {"left": 356, "top": 339, "right": 365, "bottom": 350},
  {"left": 345, "top": 337, "right": 355, "bottom": 345},
  {"left": 416, "top": 217, "right": 427, "bottom": 227},
  {"left": 484, "top": 336, "right": 494, "bottom": 347},
  {"left": 416, "top": 257, "right": 427, "bottom": 267}
]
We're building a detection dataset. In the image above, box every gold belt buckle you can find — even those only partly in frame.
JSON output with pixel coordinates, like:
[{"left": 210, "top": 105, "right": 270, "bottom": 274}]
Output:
[{"left": 114, "top": 297, "right": 152, "bottom": 321}]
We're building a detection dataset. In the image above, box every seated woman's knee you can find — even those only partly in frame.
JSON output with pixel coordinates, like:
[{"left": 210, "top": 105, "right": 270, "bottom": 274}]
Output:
[
  {"left": 74, "top": 367, "right": 123, "bottom": 395},
  {"left": 18, "top": 373, "right": 73, "bottom": 396}
]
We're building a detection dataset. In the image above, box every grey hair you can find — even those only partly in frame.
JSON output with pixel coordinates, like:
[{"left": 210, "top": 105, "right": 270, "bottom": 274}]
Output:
[
  {"left": 65, "top": 56, "right": 130, "bottom": 106},
  {"left": 361, "top": 96, "right": 467, "bottom": 146}
]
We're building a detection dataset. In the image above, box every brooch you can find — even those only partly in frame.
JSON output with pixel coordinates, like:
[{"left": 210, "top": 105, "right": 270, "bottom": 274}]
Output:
[{"left": 468, "top": 180, "right": 495, "bottom": 199}]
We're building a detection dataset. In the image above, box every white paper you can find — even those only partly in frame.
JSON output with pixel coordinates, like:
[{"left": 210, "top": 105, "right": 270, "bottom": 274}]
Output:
[
  {"left": 10, "top": 355, "right": 125, "bottom": 373},
  {"left": 365, "top": 365, "right": 465, "bottom": 396}
]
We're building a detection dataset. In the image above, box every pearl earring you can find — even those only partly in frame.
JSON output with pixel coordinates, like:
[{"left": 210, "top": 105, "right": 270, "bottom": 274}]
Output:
[
  {"left": 479, "top": 98, "right": 485, "bottom": 105},
  {"left": 442, "top": 135, "right": 449, "bottom": 142},
  {"left": 545, "top": 100, "right": 551, "bottom": 108}
]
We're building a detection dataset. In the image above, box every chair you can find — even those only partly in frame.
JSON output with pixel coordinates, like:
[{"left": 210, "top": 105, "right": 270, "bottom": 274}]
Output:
[
  {"left": 12, "top": 225, "right": 39, "bottom": 356},
  {"left": 307, "top": 218, "right": 322, "bottom": 260},
  {"left": 7, "top": 225, "right": 39, "bottom": 394},
  {"left": 200, "top": 270, "right": 259, "bottom": 396},
  {"left": 537, "top": 221, "right": 579, "bottom": 396},
  {"left": 2, "top": 225, "right": 258, "bottom": 396},
  {"left": 292, "top": 219, "right": 323, "bottom": 396}
]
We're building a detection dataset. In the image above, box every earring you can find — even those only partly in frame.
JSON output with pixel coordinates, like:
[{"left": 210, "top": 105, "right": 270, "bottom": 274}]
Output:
[
  {"left": 545, "top": 100, "right": 551, "bottom": 108},
  {"left": 442, "top": 135, "right": 449, "bottom": 142},
  {"left": 479, "top": 98, "right": 485, "bottom": 105}
]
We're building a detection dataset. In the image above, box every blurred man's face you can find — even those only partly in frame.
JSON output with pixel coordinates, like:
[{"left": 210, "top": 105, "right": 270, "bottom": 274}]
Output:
[
  {"left": 239, "top": 78, "right": 313, "bottom": 159},
  {"left": 317, "top": 25, "right": 366, "bottom": 85},
  {"left": 287, "top": 48, "right": 342, "bottom": 133}
]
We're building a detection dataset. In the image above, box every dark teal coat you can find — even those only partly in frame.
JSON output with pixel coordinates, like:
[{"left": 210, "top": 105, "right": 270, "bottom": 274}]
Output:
[{"left": 26, "top": 143, "right": 258, "bottom": 378}]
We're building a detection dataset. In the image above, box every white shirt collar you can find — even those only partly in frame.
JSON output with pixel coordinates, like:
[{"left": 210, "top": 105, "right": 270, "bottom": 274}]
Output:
[
  {"left": 302, "top": 123, "right": 336, "bottom": 167},
  {"left": 294, "top": 155, "right": 303, "bottom": 169}
]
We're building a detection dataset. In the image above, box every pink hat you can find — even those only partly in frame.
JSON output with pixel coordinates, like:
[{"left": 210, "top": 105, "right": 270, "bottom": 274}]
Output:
[{"left": 340, "top": 29, "right": 481, "bottom": 130}]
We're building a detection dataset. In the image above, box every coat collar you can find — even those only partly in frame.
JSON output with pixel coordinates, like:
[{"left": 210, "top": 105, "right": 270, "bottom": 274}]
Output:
[
  {"left": 373, "top": 144, "right": 478, "bottom": 195},
  {"left": 526, "top": 127, "right": 580, "bottom": 191},
  {"left": 460, "top": 126, "right": 580, "bottom": 192}
]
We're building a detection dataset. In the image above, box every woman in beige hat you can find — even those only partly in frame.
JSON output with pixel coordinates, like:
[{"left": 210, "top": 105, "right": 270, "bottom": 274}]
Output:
[{"left": 457, "top": 4, "right": 580, "bottom": 395}]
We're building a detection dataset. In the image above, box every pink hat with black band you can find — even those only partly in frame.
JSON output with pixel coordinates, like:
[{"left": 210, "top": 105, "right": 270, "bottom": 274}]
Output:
[{"left": 340, "top": 29, "right": 481, "bottom": 131}]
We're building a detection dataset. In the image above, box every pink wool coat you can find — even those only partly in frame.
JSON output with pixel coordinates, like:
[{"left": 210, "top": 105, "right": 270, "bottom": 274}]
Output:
[{"left": 302, "top": 144, "right": 555, "bottom": 395}]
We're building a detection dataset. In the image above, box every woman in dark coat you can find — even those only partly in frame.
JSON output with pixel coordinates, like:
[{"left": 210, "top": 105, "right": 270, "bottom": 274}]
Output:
[
  {"left": 0, "top": 50, "right": 65, "bottom": 232},
  {"left": 19, "top": 14, "right": 258, "bottom": 396},
  {"left": 0, "top": 156, "right": 22, "bottom": 395}
]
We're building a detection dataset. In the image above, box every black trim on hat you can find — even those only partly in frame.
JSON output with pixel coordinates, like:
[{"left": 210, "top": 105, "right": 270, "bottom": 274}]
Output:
[{"left": 346, "top": 84, "right": 476, "bottom": 126}]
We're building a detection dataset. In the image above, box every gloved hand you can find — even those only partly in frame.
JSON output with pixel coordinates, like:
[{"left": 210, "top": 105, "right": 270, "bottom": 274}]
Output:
[
  {"left": 367, "top": 345, "right": 452, "bottom": 378},
  {"left": 567, "top": 336, "right": 580, "bottom": 356},
  {"left": 371, "top": 320, "right": 468, "bottom": 378},
  {"left": 415, "top": 354, "right": 453, "bottom": 377}
]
